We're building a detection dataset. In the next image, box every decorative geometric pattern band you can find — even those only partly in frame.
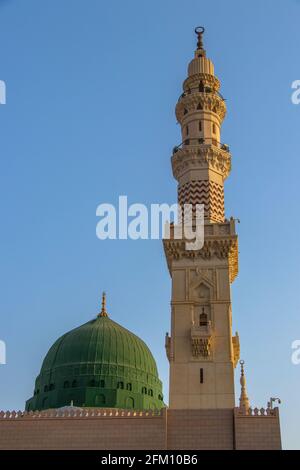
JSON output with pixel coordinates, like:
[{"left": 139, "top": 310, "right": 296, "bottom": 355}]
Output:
[{"left": 178, "top": 180, "right": 225, "bottom": 223}]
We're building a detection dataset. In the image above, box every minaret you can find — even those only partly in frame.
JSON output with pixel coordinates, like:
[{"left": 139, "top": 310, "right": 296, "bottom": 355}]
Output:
[
  {"left": 239, "top": 360, "right": 250, "bottom": 413},
  {"left": 164, "top": 27, "right": 240, "bottom": 409}
]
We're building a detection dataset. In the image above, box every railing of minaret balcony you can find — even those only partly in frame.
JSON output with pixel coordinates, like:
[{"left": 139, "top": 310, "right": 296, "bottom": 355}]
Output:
[
  {"left": 172, "top": 138, "right": 230, "bottom": 154},
  {"left": 177, "top": 88, "right": 226, "bottom": 103}
]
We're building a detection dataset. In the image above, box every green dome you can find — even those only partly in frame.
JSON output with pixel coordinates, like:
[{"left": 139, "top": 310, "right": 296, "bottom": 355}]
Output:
[{"left": 26, "top": 313, "right": 164, "bottom": 411}]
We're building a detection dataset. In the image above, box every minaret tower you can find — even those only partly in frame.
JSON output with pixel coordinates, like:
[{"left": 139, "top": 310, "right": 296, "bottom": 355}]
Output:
[{"left": 164, "top": 27, "right": 240, "bottom": 409}]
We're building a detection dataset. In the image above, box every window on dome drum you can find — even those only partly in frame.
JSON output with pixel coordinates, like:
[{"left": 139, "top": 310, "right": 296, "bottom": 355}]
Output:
[
  {"left": 117, "top": 381, "right": 124, "bottom": 389},
  {"left": 42, "top": 397, "right": 48, "bottom": 408},
  {"left": 126, "top": 397, "right": 134, "bottom": 409},
  {"left": 158, "top": 394, "right": 163, "bottom": 401},
  {"left": 126, "top": 383, "right": 132, "bottom": 391},
  {"left": 212, "top": 123, "right": 216, "bottom": 134},
  {"left": 184, "top": 108, "right": 188, "bottom": 115},
  {"left": 142, "top": 387, "right": 147, "bottom": 394},
  {"left": 63, "top": 381, "right": 70, "bottom": 389},
  {"left": 49, "top": 383, "right": 55, "bottom": 391},
  {"left": 100, "top": 380, "right": 105, "bottom": 388},
  {"left": 199, "top": 81, "right": 204, "bottom": 92},
  {"left": 200, "top": 368, "right": 204, "bottom": 384},
  {"left": 72, "top": 380, "right": 77, "bottom": 388},
  {"left": 197, "top": 103, "right": 203, "bottom": 110},
  {"left": 44, "top": 385, "right": 48, "bottom": 392},
  {"left": 199, "top": 121, "right": 202, "bottom": 132},
  {"left": 148, "top": 389, "right": 153, "bottom": 397},
  {"left": 186, "top": 125, "right": 189, "bottom": 136},
  {"left": 95, "top": 394, "right": 105, "bottom": 406}
]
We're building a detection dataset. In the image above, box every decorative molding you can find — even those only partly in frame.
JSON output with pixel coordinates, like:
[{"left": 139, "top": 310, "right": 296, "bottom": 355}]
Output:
[
  {"left": 234, "top": 407, "right": 279, "bottom": 418},
  {"left": 183, "top": 73, "right": 220, "bottom": 93},
  {"left": 232, "top": 333, "right": 240, "bottom": 368},
  {"left": 0, "top": 408, "right": 163, "bottom": 420},
  {"left": 164, "top": 230, "right": 238, "bottom": 284},
  {"left": 176, "top": 92, "right": 226, "bottom": 123}
]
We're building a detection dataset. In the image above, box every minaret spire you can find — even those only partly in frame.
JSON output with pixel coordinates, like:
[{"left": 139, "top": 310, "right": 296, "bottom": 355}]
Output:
[
  {"left": 98, "top": 291, "right": 108, "bottom": 317},
  {"left": 239, "top": 360, "right": 250, "bottom": 413}
]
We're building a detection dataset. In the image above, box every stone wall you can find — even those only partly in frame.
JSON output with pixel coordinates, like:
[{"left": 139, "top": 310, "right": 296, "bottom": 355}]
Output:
[
  {"left": 167, "top": 409, "right": 234, "bottom": 449},
  {"left": 0, "top": 407, "right": 281, "bottom": 450}
]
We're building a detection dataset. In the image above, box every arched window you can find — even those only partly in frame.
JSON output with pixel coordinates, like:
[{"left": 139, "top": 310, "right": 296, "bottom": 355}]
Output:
[
  {"left": 199, "top": 121, "right": 202, "bottom": 132},
  {"left": 36, "top": 389, "right": 40, "bottom": 395},
  {"left": 44, "top": 385, "right": 48, "bottom": 392},
  {"left": 197, "top": 103, "right": 203, "bottom": 110},
  {"left": 142, "top": 387, "right": 147, "bottom": 394},
  {"left": 72, "top": 380, "right": 77, "bottom": 388},
  {"left": 95, "top": 394, "right": 105, "bottom": 406},
  {"left": 126, "top": 383, "right": 132, "bottom": 391},
  {"left": 42, "top": 397, "right": 49, "bottom": 408},
  {"left": 199, "top": 81, "right": 204, "bottom": 92},
  {"left": 212, "top": 123, "right": 216, "bottom": 134},
  {"left": 117, "top": 381, "right": 124, "bottom": 389},
  {"left": 184, "top": 108, "right": 188, "bottom": 115},
  {"left": 63, "top": 381, "right": 70, "bottom": 389},
  {"left": 100, "top": 380, "right": 105, "bottom": 388},
  {"left": 49, "top": 383, "right": 55, "bottom": 391},
  {"left": 126, "top": 397, "right": 134, "bottom": 409},
  {"left": 186, "top": 125, "right": 189, "bottom": 136},
  {"left": 200, "top": 307, "right": 208, "bottom": 326},
  {"left": 148, "top": 389, "right": 153, "bottom": 397}
]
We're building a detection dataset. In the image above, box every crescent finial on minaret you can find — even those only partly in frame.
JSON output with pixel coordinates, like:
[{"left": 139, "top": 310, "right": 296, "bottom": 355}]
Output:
[{"left": 194, "top": 26, "right": 205, "bottom": 51}]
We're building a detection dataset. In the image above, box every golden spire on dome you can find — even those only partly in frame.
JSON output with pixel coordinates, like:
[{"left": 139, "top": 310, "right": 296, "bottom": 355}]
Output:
[
  {"left": 239, "top": 360, "right": 250, "bottom": 413},
  {"left": 98, "top": 291, "right": 108, "bottom": 317}
]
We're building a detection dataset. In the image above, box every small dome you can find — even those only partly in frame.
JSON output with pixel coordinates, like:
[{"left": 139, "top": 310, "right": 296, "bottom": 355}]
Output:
[{"left": 26, "top": 306, "right": 164, "bottom": 411}]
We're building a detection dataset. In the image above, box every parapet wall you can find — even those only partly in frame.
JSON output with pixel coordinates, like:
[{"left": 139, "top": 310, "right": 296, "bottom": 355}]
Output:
[
  {"left": 0, "top": 407, "right": 281, "bottom": 450},
  {"left": 0, "top": 408, "right": 166, "bottom": 450},
  {"left": 234, "top": 407, "right": 282, "bottom": 450}
]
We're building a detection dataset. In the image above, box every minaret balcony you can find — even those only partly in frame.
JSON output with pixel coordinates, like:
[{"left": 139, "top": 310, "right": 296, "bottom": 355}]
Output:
[
  {"left": 173, "top": 138, "right": 230, "bottom": 154},
  {"left": 191, "top": 321, "right": 213, "bottom": 358},
  {"left": 178, "top": 88, "right": 225, "bottom": 103},
  {"left": 171, "top": 139, "right": 232, "bottom": 181}
]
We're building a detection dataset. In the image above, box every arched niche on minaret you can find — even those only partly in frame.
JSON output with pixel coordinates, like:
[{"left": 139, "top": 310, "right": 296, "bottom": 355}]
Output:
[
  {"left": 190, "top": 276, "right": 215, "bottom": 327},
  {"left": 189, "top": 269, "right": 215, "bottom": 301}
]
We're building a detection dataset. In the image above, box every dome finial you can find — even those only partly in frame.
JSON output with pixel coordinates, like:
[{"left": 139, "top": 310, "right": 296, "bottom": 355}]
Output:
[{"left": 98, "top": 291, "right": 108, "bottom": 317}]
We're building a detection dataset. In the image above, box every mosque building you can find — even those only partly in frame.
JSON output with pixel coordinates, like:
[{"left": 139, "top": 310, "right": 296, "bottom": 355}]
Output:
[{"left": 0, "top": 28, "right": 282, "bottom": 450}]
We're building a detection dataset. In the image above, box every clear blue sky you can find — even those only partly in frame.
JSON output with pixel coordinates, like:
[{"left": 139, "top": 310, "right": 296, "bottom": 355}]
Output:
[{"left": 0, "top": 0, "right": 299, "bottom": 449}]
